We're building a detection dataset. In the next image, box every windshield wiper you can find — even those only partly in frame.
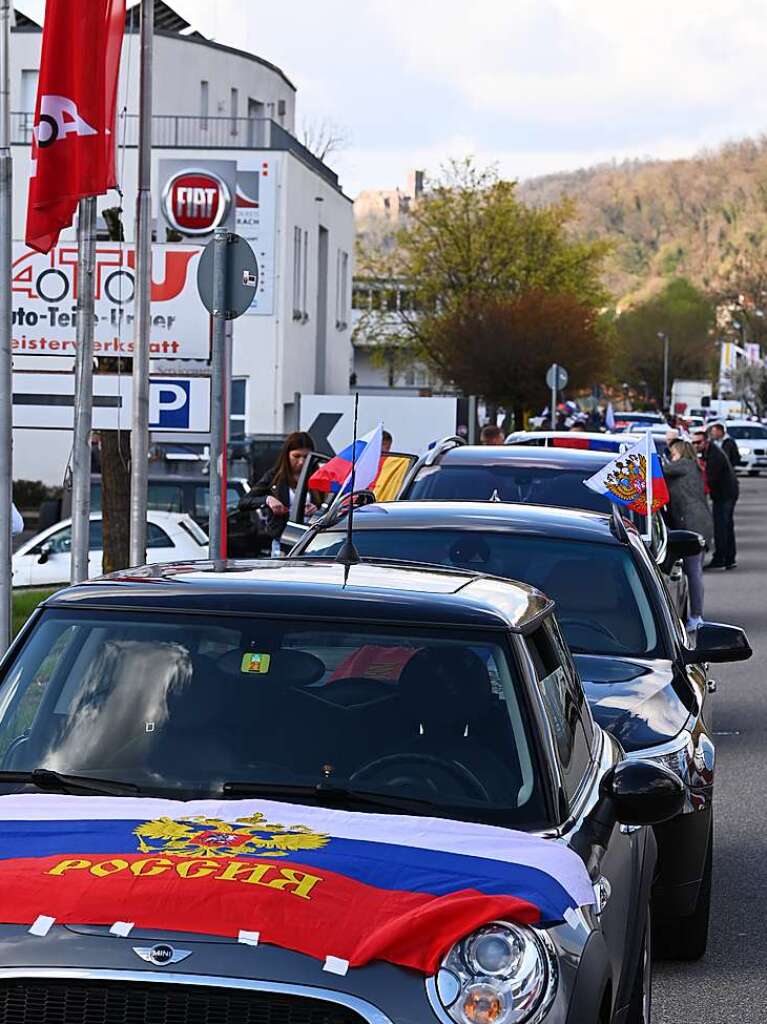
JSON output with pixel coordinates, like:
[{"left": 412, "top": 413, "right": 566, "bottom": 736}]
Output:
[
  {"left": 222, "top": 779, "right": 437, "bottom": 814},
  {"left": 0, "top": 769, "right": 140, "bottom": 797}
]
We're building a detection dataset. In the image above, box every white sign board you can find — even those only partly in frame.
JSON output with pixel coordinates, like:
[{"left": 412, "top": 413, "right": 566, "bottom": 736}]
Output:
[
  {"left": 300, "top": 395, "right": 458, "bottom": 455},
  {"left": 235, "top": 155, "right": 279, "bottom": 316},
  {"left": 11, "top": 243, "right": 210, "bottom": 359},
  {"left": 13, "top": 374, "right": 210, "bottom": 432}
]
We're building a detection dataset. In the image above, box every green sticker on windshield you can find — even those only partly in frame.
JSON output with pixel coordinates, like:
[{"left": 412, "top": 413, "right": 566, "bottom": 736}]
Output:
[{"left": 241, "top": 653, "right": 271, "bottom": 675}]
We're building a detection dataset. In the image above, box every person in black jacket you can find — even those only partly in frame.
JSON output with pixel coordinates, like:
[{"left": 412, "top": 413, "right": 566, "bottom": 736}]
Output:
[
  {"left": 692, "top": 429, "right": 739, "bottom": 570},
  {"left": 243, "top": 431, "right": 317, "bottom": 549},
  {"left": 708, "top": 422, "right": 741, "bottom": 468}
]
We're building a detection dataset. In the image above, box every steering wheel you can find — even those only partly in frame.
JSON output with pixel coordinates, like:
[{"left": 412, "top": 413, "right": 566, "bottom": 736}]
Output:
[
  {"left": 350, "top": 752, "right": 490, "bottom": 802},
  {"left": 558, "top": 616, "right": 622, "bottom": 645}
]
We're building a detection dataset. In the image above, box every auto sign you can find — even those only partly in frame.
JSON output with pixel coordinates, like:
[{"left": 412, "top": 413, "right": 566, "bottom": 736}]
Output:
[{"left": 162, "top": 168, "right": 232, "bottom": 236}]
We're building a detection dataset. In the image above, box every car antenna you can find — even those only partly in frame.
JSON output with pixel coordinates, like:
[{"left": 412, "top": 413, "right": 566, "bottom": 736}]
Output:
[{"left": 335, "top": 392, "right": 361, "bottom": 573}]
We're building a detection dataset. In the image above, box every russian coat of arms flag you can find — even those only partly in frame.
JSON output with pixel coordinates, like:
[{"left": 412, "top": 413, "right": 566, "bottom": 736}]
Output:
[
  {"left": 584, "top": 437, "right": 669, "bottom": 515},
  {"left": 0, "top": 795, "right": 594, "bottom": 973}
]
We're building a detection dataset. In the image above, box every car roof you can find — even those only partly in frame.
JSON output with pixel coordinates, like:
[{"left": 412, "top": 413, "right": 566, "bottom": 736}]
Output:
[
  {"left": 314, "top": 501, "right": 623, "bottom": 545},
  {"left": 435, "top": 445, "right": 614, "bottom": 468},
  {"left": 44, "top": 559, "right": 554, "bottom": 634}
]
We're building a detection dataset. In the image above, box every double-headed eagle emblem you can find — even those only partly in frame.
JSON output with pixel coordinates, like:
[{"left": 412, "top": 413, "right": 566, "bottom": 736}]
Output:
[
  {"left": 604, "top": 453, "right": 647, "bottom": 506},
  {"left": 134, "top": 812, "right": 330, "bottom": 859}
]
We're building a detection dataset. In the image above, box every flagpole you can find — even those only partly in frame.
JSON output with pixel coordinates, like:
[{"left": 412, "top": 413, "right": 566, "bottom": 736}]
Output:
[
  {"left": 644, "top": 429, "right": 653, "bottom": 543},
  {"left": 129, "top": 0, "right": 153, "bottom": 567},
  {"left": 0, "top": 0, "right": 13, "bottom": 650},
  {"left": 70, "top": 197, "right": 97, "bottom": 582}
]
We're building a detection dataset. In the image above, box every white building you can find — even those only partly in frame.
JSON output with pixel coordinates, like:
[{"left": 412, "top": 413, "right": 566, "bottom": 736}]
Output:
[{"left": 9, "top": 1, "right": 354, "bottom": 485}]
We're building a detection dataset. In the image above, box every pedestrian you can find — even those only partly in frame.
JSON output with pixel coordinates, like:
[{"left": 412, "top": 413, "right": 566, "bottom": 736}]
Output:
[
  {"left": 11, "top": 503, "right": 23, "bottom": 537},
  {"left": 480, "top": 424, "right": 505, "bottom": 445},
  {"left": 664, "top": 427, "right": 680, "bottom": 460},
  {"left": 381, "top": 430, "right": 393, "bottom": 454},
  {"left": 692, "top": 429, "right": 739, "bottom": 570},
  {"left": 242, "top": 431, "right": 318, "bottom": 556},
  {"left": 707, "top": 422, "right": 740, "bottom": 468},
  {"left": 664, "top": 440, "right": 713, "bottom": 630}
]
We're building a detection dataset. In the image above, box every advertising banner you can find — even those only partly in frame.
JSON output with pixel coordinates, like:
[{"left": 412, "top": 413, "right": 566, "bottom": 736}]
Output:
[
  {"left": 300, "top": 395, "right": 458, "bottom": 455},
  {"left": 235, "top": 155, "right": 279, "bottom": 316},
  {"left": 11, "top": 243, "right": 210, "bottom": 359}
]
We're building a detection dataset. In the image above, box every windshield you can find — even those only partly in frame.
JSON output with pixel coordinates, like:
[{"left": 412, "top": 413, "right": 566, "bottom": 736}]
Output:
[
  {"left": 727, "top": 425, "right": 767, "bottom": 439},
  {"left": 305, "top": 531, "right": 661, "bottom": 658},
  {"left": 0, "top": 610, "right": 546, "bottom": 825},
  {"left": 408, "top": 463, "right": 611, "bottom": 512}
]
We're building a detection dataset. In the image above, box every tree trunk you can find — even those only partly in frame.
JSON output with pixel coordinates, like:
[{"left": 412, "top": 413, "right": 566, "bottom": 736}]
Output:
[{"left": 100, "top": 430, "right": 131, "bottom": 574}]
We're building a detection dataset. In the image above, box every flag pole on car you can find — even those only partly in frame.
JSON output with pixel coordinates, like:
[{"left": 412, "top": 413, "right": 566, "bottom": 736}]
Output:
[{"left": 644, "top": 428, "right": 653, "bottom": 543}]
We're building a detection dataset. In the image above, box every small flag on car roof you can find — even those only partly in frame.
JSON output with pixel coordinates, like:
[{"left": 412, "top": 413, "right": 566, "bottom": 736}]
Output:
[{"left": 584, "top": 437, "right": 669, "bottom": 515}]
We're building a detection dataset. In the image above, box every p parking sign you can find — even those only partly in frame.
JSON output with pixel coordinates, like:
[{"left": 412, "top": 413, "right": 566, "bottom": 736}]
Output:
[{"left": 149, "top": 380, "right": 192, "bottom": 429}]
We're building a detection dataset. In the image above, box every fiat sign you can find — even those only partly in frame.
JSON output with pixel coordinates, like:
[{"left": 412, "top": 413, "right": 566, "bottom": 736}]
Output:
[{"left": 162, "top": 168, "right": 231, "bottom": 236}]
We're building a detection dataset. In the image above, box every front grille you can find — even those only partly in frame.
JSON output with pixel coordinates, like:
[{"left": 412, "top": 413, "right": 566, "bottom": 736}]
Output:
[{"left": 0, "top": 979, "right": 369, "bottom": 1024}]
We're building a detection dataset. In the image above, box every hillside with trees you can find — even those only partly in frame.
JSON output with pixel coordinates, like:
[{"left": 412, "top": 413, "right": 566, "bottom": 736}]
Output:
[{"left": 517, "top": 137, "right": 767, "bottom": 306}]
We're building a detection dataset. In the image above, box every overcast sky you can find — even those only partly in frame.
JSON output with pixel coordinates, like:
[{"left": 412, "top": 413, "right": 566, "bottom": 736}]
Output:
[{"left": 18, "top": 0, "right": 767, "bottom": 196}]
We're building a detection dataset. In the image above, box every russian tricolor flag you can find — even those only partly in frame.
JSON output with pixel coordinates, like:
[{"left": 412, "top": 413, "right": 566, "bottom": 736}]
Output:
[
  {"left": 309, "top": 424, "right": 383, "bottom": 496},
  {"left": 584, "top": 436, "right": 670, "bottom": 514},
  {"left": 0, "top": 795, "right": 594, "bottom": 973}
]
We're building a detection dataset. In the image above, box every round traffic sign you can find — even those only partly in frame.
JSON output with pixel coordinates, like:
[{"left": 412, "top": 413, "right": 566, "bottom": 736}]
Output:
[
  {"left": 197, "top": 233, "right": 259, "bottom": 320},
  {"left": 546, "top": 363, "right": 569, "bottom": 390}
]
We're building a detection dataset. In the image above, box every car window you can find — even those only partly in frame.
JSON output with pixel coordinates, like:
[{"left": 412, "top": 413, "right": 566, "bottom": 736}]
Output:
[
  {"left": 146, "top": 523, "right": 174, "bottom": 549},
  {"left": 194, "top": 485, "right": 241, "bottom": 518},
  {"left": 0, "top": 611, "right": 548, "bottom": 826},
  {"left": 727, "top": 426, "right": 767, "bottom": 439},
  {"left": 147, "top": 484, "right": 184, "bottom": 514},
  {"left": 407, "top": 463, "right": 611, "bottom": 512},
  {"left": 305, "top": 529, "right": 662, "bottom": 657},
  {"left": 525, "top": 620, "right": 592, "bottom": 804}
]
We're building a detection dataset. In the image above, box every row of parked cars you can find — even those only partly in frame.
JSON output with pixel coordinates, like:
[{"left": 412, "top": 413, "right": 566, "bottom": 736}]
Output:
[{"left": 0, "top": 430, "right": 752, "bottom": 1024}]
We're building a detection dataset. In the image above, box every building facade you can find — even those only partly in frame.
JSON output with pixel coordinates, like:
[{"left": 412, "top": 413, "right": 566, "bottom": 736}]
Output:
[{"left": 9, "top": 2, "right": 353, "bottom": 485}]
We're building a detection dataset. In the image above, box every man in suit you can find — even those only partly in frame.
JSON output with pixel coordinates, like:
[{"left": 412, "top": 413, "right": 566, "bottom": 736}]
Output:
[
  {"left": 708, "top": 422, "right": 741, "bottom": 468},
  {"left": 692, "top": 430, "right": 739, "bottom": 570}
]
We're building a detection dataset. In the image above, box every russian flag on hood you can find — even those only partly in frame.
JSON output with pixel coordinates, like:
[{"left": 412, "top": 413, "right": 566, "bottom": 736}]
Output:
[
  {"left": 309, "top": 424, "right": 383, "bottom": 496},
  {"left": 584, "top": 437, "right": 669, "bottom": 514},
  {"left": 0, "top": 795, "right": 594, "bottom": 973}
]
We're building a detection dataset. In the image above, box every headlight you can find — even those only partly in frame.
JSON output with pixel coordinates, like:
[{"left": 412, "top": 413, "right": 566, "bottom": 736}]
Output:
[
  {"left": 739, "top": 446, "right": 752, "bottom": 456},
  {"left": 427, "top": 923, "right": 557, "bottom": 1024},
  {"left": 627, "top": 730, "right": 701, "bottom": 798}
]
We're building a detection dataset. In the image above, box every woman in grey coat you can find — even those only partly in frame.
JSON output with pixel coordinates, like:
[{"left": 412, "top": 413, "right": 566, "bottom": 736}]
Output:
[{"left": 664, "top": 439, "right": 714, "bottom": 630}]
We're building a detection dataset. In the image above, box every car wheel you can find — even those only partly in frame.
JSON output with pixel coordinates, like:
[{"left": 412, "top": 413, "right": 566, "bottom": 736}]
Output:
[
  {"left": 654, "top": 827, "right": 712, "bottom": 961},
  {"left": 626, "top": 907, "right": 652, "bottom": 1023}
]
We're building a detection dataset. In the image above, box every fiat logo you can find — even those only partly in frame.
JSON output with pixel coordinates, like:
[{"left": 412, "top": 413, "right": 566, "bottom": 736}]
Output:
[{"left": 162, "top": 168, "right": 231, "bottom": 236}]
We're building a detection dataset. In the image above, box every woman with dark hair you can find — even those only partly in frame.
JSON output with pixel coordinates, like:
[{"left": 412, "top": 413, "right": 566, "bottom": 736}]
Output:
[
  {"left": 245, "top": 431, "right": 317, "bottom": 550},
  {"left": 664, "top": 438, "right": 714, "bottom": 631}
]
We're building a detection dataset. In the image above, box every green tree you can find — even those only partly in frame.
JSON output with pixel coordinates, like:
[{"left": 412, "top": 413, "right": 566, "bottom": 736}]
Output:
[
  {"left": 355, "top": 159, "right": 612, "bottom": 404},
  {"left": 613, "top": 279, "right": 716, "bottom": 404}
]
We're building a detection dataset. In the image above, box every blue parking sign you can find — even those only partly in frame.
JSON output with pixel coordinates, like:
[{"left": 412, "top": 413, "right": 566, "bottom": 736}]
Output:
[{"left": 149, "top": 380, "right": 191, "bottom": 429}]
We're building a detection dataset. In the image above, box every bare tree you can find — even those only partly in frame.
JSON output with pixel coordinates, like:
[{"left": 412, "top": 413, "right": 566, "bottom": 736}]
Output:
[{"left": 300, "top": 117, "right": 350, "bottom": 162}]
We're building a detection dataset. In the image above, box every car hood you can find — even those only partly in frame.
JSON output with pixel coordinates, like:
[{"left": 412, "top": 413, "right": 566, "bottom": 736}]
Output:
[{"left": 574, "top": 654, "right": 691, "bottom": 753}]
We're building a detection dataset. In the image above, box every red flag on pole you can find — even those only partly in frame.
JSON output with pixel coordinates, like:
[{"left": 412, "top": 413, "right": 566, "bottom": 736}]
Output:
[{"left": 25, "top": 0, "right": 126, "bottom": 254}]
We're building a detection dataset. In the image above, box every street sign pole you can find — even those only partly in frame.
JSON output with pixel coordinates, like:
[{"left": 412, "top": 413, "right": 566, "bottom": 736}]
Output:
[
  {"left": 129, "top": 0, "right": 154, "bottom": 567},
  {"left": 550, "top": 364, "right": 558, "bottom": 430},
  {"left": 0, "top": 0, "right": 12, "bottom": 651},
  {"left": 70, "top": 197, "right": 97, "bottom": 582},
  {"left": 208, "top": 228, "right": 228, "bottom": 561}
]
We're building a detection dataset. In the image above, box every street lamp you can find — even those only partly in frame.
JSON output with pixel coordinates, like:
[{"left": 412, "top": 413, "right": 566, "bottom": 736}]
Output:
[{"left": 657, "top": 331, "right": 670, "bottom": 411}]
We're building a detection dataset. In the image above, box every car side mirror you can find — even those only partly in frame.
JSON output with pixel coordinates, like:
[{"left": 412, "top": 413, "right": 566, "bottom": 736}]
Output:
[
  {"left": 683, "top": 621, "right": 752, "bottom": 664},
  {"left": 666, "top": 529, "right": 705, "bottom": 561},
  {"left": 600, "top": 760, "right": 685, "bottom": 826},
  {"left": 37, "top": 543, "right": 51, "bottom": 565}
]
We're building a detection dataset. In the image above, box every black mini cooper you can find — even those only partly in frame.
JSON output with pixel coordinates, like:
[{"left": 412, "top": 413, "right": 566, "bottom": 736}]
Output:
[{"left": 0, "top": 560, "right": 682, "bottom": 1024}]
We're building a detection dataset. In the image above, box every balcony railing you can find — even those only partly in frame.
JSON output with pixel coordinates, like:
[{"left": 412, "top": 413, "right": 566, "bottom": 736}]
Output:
[{"left": 10, "top": 113, "right": 341, "bottom": 191}]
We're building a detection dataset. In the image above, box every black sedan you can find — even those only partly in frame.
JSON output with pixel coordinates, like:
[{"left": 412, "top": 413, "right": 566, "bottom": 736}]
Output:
[
  {"left": 0, "top": 559, "right": 683, "bottom": 1024},
  {"left": 293, "top": 501, "right": 752, "bottom": 960},
  {"left": 395, "top": 441, "right": 696, "bottom": 620}
]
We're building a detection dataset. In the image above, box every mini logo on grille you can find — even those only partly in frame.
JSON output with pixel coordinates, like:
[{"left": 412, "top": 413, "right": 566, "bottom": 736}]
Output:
[{"left": 133, "top": 943, "right": 192, "bottom": 966}]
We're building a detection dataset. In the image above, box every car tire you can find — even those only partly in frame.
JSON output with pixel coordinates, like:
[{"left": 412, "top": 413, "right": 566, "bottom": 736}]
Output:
[
  {"left": 654, "top": 828, "right": 712, "bottom": 961},
  {"left": 626, "top": 907, "right": 652, "bottom": 1023}
]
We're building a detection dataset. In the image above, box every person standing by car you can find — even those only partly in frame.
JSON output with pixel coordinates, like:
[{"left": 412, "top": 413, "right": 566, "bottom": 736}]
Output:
[
  {"left": 708, "top": 422, "right": 740, "bottom": 468},
  {"left": 664, "top": 439, "right": 714, "bottom": 630},
  {"left": 480, "top": 424, "right": 505, "bottom": 445},
  {"left": 693, "top": 429, "right": 739, "bottom": 570},
  {"left": 243, "top": 431, "right": 317, "bottom": 555}
]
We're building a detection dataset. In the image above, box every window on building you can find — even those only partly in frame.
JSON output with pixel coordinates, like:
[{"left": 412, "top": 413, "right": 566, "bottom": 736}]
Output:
[
  {"left": 200, "top": 80, "right": 209, "bottom": 130},
  {"left": 230, "top": 87, "right": 239, "bottom": 135},
  {"left": 292, "top": 227, "right": 303, "bottom": 320},
  {"left": 302, "top": 229, "right": 309, "bottom": 319},
  {"left": 20, "top": 69, "right": 38, "bottom": 141},
  {"left": 230, "top": 378, "right": 247, "bottom": 438},
  {"left": 336, "top": 250, "right": 349, "bottom": 330}
]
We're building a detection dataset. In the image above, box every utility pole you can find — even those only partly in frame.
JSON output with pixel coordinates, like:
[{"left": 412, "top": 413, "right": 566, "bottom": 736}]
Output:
[
  {"left": 0, "top": 0, "right": 13, "bottom": 650},
  {"left": 70, "top": 197, "right": 97, "bottom": 582},
  {"left": 658, "top": 331, "right": 670, "bottom": 412},
  {"left": 129, "top": 0, "right": 154, "bottom": 567}
]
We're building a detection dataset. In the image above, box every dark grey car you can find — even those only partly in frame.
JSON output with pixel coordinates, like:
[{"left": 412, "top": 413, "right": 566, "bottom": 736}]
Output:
[{"left": 0, "top": 560, "right": 683, "bottom": 1023}]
